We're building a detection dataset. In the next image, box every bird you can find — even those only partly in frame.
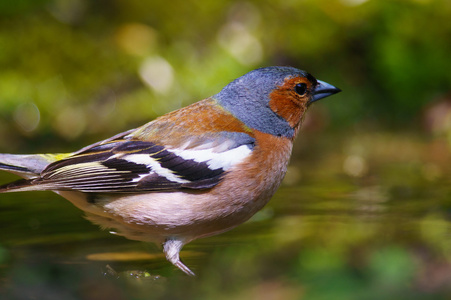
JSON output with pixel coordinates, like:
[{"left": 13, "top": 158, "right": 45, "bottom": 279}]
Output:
[{"left": 0, "top": 66, "right": 340, "bottom": 276}]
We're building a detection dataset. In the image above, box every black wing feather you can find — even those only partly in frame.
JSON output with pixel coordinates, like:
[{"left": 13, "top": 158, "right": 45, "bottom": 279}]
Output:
[
  {"left": 32, "top": 140, "right": 228, "bottom": 193},
  {"left": 24, "top": 129, "right": 256, "bottom": 193}
]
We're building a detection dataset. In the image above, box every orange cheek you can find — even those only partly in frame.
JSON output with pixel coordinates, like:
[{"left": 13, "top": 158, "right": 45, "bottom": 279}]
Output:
[{"left": 268, "top": 89, "right": 307, "bottom": 129}]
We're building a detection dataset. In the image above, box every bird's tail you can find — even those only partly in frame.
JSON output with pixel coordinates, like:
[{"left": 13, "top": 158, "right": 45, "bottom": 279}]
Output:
[{"left": 0, "top": 153, "right": 70, "bottom": 192}]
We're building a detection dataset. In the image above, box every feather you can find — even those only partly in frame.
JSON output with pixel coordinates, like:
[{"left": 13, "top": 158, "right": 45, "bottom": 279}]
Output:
[{"left": 8, "top": 131, "right": 256, "bottom": 193}]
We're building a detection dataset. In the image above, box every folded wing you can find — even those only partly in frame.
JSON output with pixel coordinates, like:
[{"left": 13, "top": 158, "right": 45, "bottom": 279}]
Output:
[{"left": 18, "top": 132, "right": 255, "bottom": 193}]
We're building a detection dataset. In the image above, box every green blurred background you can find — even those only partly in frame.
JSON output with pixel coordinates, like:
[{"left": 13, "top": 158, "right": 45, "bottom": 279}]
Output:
[{"left": 1, "top": 0, "right": 451, "bottom": 299}]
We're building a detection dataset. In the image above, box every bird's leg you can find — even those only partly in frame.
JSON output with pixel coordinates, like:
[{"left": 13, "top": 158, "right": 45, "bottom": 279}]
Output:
[{"left": 163, "top": 238, "right": 196, "bottom": 276}]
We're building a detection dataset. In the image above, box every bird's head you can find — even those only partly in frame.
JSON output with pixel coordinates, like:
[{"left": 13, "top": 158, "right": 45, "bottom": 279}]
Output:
[{"left": 214, "top": 66, "right": 341, "bottom": 139}]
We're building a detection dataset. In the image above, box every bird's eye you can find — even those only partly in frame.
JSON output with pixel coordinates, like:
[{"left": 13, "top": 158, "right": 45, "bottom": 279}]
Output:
[{"left": 295, "top": 83, "right": 308, "bottom": 96}]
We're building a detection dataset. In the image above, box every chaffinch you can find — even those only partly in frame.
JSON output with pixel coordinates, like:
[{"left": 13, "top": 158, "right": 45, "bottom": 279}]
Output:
[{"left": 0, "top": 66, "right": 340, "bottom": 276}]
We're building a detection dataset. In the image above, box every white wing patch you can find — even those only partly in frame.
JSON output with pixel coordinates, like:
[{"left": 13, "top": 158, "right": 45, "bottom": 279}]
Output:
[
  {"left": 168, "top": 144, "right": 251, "bottom": 171},
  {"left": 123, "top": 154, "right": 189, "bottom": 183},
  {"left": 123, "top": 154, "right": 190, "bottom": 184}
]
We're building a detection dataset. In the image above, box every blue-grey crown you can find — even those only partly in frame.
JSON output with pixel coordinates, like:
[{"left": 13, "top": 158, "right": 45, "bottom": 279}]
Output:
[{"left": 214, "top": 66, "right": 309, "bottom": 138}]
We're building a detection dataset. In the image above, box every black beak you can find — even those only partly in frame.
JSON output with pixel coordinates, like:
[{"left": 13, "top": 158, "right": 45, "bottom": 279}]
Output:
[{"left": 310, "top": 80, "right": 341, "bottom": 103}]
